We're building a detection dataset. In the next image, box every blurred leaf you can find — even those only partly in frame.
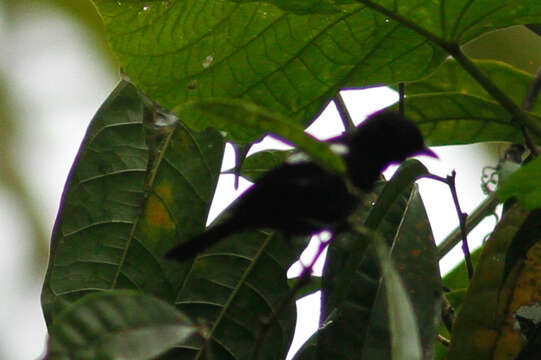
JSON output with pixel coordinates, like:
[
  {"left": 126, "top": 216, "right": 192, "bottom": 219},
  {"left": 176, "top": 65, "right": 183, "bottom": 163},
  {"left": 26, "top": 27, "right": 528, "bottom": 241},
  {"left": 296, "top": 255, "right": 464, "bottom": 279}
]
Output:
[
  {"left": 464, "top": 26, "right": 541, "bottom": 74},
  {"left": 447, "top": 205, "right": 531, "bottom": 360},
  {"left": 176, "top": 98, "right": 345, "bottom": 173},
  {"left": 47, "top": 291, "right": 198, "bottom": 360},
  {"left": 503, "top": 209, "right": 541, "bottom": 284},
  {"left": 313, "top": 159, "right": 431, "bottom": 360},
  {"left": 41, "top": 81, "right": 225, "bottom": 324},
  {"left": 5, "top": 0, "right": 116, "bottom": 68},
  {"left": 498, "top": 156, "right": 541, "bottom": 209},
  {"left": 399, "top": 59, "right": 541, "bottom": 145},
  {"left": 368, "top": 226, "right": 422, "bottom": 360},
  {"left": 0, "top": 76, "right": 50, "bottom": 271}
]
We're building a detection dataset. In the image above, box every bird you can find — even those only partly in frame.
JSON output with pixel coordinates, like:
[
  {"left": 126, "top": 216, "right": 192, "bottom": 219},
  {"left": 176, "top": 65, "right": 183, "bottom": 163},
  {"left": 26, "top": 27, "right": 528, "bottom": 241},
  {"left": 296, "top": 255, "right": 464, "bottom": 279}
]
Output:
[{"left": 166, "top": 110, "right": 437, "bottom": 261}]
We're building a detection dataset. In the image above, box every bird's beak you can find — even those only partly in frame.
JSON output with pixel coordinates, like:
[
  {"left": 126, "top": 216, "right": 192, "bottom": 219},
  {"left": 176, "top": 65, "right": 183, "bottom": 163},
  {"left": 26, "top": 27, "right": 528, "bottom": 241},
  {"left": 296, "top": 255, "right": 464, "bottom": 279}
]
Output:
[{"left": 418, "top": 147, "right": 438, "bottom": 159}]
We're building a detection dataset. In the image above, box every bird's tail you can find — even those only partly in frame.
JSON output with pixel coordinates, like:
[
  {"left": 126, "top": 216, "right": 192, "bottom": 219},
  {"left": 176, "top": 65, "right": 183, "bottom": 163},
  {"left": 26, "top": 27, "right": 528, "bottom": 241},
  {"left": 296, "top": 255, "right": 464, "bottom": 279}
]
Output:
[{"left": 165, "top": 221, "right": 238, "bottom": 261}]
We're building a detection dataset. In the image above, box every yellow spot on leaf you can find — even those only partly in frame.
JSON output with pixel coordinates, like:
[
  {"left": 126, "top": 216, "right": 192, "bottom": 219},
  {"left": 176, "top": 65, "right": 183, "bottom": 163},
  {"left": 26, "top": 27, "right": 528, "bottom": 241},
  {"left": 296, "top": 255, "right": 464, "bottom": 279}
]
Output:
[{"left": 145, "top": 196, "right": 175, "bottom": 229}]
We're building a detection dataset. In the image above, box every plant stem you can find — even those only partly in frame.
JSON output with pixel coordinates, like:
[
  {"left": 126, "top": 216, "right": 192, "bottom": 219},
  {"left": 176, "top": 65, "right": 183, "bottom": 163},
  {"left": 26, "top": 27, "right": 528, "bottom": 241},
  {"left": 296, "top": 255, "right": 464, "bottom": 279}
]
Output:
[
  {"left": 335, "top": 92, "right": 355, "bottom": 132},
  {"left": 422, "top": 172, "right": 473, "bottom": 279},
  {"left": 437, "top": 192, "right": 500, "bottom": 259},
  {"left": 355, "top": 0, "right": 541, "bottom": 138}
]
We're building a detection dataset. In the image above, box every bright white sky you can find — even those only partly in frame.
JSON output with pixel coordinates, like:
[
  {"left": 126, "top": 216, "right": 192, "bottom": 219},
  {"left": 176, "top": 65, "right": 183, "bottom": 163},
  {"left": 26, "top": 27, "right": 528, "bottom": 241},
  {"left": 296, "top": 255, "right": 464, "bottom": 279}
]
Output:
[{"left": 0, "top": 6, "right": 499, "bottom": 360}]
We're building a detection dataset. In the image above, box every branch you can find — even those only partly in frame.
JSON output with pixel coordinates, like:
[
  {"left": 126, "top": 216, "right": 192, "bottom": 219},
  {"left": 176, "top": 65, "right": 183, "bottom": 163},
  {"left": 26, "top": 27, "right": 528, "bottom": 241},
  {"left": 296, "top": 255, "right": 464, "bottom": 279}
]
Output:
[
  {"left": 334, "top": 92, "right": 355, "bottom": 132},
  {"left": 422, "top": 172, "right": 473, "bottom": 279},
  {"left": 436, "top": 192, "right": 500, "bottom": 259},
  {"left": 355, "top": 0, "right": 541, "bottom": 138}
]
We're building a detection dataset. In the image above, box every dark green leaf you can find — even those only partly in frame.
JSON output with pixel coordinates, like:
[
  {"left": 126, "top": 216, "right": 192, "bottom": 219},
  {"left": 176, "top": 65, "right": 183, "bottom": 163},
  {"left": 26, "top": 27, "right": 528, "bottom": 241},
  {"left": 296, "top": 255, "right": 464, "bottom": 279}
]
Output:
[
  {"left": 47, "top": 291, "right": 198, "bottom": 360},
  {"left": 498, "top": 156, "right": 541, "bottom": 209},
  {"left": 41, "top": 81, "right": 225, "bottom": 324},
  {"left": 173, "top": 230, "right": 306, "bottom": 359}
]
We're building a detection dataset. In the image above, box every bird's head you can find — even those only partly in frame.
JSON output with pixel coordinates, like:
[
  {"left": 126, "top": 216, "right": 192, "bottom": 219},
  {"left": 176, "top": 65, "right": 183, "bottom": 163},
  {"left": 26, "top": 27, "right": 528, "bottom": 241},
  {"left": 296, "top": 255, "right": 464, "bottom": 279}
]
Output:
[
  {"left": 339, "top": 109, "right": 437, "bottom": 191},
  {"left": 353, "top": 109, "right": 436, "bottom": 165}
]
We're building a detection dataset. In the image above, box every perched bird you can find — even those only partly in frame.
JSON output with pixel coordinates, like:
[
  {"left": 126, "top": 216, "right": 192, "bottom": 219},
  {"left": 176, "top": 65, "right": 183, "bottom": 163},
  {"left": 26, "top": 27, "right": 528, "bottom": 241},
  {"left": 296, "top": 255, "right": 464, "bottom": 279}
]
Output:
[{"left": 166, "top": 110, "right": 436, "bottom": 261}]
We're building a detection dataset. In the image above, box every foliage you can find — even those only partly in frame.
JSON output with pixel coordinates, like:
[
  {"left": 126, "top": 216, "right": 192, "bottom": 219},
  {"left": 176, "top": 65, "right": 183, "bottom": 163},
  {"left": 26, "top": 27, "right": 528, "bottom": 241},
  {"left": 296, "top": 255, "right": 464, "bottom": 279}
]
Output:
[{"left": 36, "top": 1, "right": 541, "bottom": 359}]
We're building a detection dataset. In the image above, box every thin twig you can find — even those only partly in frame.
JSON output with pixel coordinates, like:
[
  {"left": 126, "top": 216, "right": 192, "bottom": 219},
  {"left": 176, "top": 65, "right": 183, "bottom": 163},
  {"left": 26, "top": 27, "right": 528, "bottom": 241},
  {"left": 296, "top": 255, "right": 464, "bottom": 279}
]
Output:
[
  {"left": 334, "top": 92, "right": 356, "bottom": 132},
  {"left": 252, "top": 236, "right": 329, "bottom": 358},
  {"left": 437, "top": 192, "right": 500, "bottom": 259},
  {"left": 421, "top": 172, "right": 474, "bottom": 279}
]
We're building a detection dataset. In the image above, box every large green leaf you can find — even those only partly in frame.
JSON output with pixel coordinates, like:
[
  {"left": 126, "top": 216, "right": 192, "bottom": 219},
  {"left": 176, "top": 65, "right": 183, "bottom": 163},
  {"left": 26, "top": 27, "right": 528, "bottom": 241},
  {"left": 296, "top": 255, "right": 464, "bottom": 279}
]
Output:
[
  {"left": 399, "top": 59, "right": 541, "bottom": 145},
  {"left": 498, "top": 156, "right": 541, "bottom": 210},
  {"left": 41, "top": 81, "right": 225, "bottom": 324},
  {"left": 93, "top": 1, "right": 541, "bottom": 142},
  {"left": 47, "top": 291, "right": 199, "bottom": 360}
]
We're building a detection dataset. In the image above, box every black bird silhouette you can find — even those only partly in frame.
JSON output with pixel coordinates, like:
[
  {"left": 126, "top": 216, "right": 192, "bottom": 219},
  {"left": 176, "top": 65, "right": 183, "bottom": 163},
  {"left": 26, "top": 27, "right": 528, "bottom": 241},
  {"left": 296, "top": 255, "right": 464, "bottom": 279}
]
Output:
[{"left": 166, "top": 110, "right": 436, "bottom": 261}]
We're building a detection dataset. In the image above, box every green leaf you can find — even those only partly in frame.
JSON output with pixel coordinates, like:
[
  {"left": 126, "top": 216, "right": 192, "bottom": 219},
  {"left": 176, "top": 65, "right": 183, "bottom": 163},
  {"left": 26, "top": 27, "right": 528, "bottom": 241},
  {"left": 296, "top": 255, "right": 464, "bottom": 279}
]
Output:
[
  {"left": 498, "top": 156, "right": 541, "bottom": 210},
  {"left": 93, "top": 1, "right": 541, "bottom": 142},
  {"left": 175, "top": 98, "right": 345, "bottom": 173},
  {"left": 231, "top": 0, "right": 341, "bottom": 14},
  {"left": 173, "top": 229, "right": 305, "bottom": 359},
  {"left": 398, "top": 59, "right": 541, "bottom": 145},
  {"left": 41, "top": 81, "right": 225, "bottom": 324},
  {"left": 447, "top": 205, "right": 531, "bottom": 360},
  {"left": 93, "top": 0, "right": 445, "bottom": 140},
  {"left": 369, "top": 228, "right": 422, "bottom": 360},
  {"left": 47, "top": 291, "right": 198, "bottom": 360}
]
